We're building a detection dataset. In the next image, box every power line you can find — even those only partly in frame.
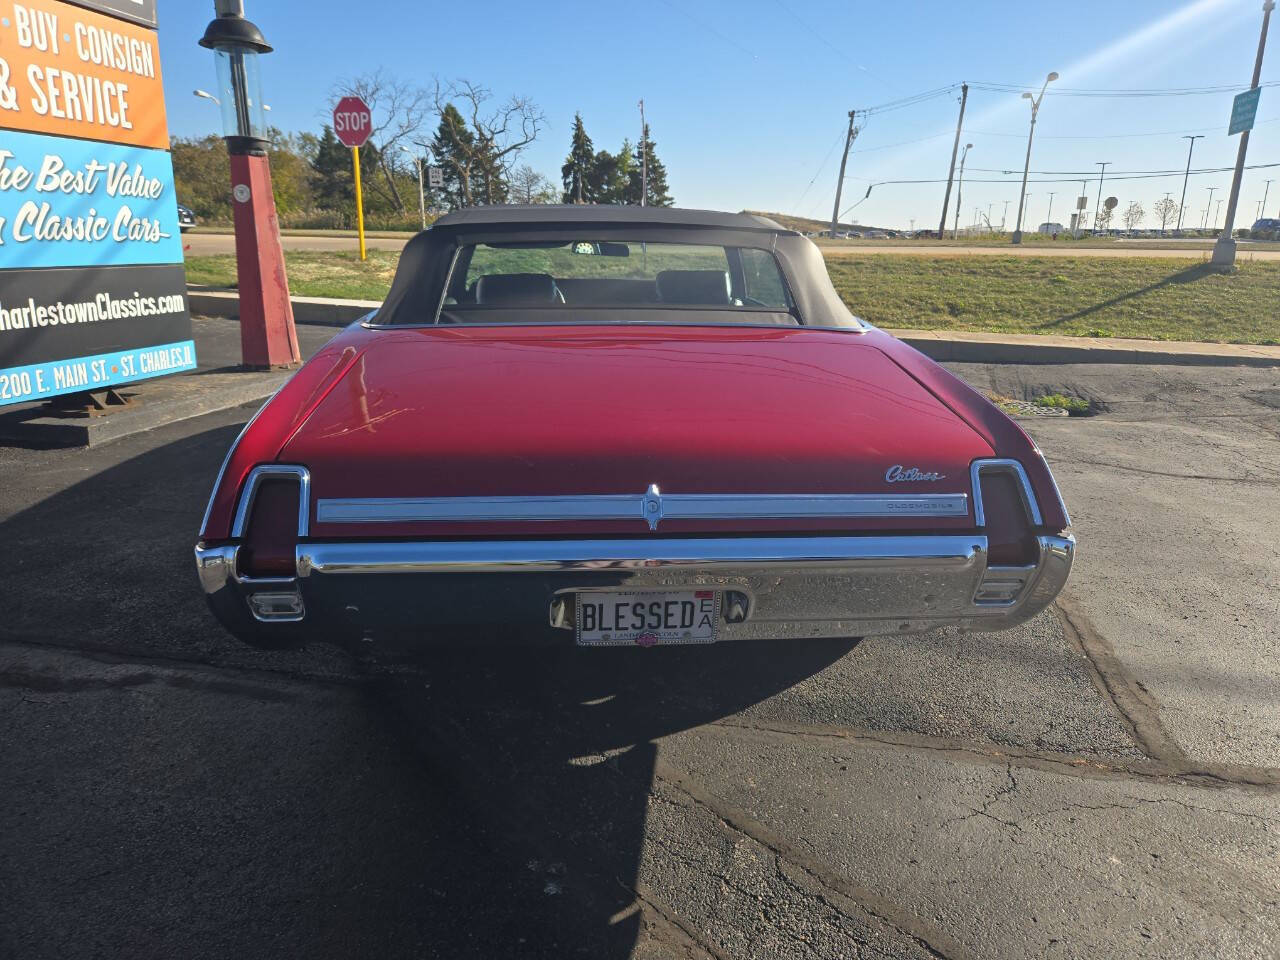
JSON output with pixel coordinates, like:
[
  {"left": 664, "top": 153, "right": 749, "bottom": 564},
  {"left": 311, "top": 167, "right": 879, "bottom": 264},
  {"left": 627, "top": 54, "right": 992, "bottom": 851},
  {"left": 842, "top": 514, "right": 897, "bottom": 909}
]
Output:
[
  {"left": 849, "top": 160, "right": 1280, "bottom": 193},
  {"left": 969, "top": 80, "right": 1280, "bottom": 98},
  {"left": 970, "top": 116, "right": 1280, "bottom": 140}
]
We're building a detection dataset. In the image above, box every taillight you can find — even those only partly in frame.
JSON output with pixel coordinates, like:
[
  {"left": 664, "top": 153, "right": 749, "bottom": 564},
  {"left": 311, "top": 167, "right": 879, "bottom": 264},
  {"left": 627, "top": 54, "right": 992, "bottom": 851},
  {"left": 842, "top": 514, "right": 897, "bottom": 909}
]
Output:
[
  {"left": 978, "top": 470, "right": 1038, "bottom": 566},
  {"left": 238, "top": 478, "right": 300, "bottom": 578}
]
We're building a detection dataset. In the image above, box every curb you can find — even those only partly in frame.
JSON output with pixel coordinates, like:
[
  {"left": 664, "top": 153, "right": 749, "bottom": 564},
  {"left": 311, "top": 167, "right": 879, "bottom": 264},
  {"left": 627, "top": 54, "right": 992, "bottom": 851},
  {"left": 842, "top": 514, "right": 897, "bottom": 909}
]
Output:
[
  {"left": 188, "top": 289, "right": 377, "bottom": 328},
  {"left": 186, "top": 289, "right": 1280, "bottom": 367}
]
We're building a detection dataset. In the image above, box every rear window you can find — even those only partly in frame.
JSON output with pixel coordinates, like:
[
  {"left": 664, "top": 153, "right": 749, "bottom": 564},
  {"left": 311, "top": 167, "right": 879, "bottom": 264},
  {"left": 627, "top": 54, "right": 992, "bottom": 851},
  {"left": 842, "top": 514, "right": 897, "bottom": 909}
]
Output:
[{"left": 440, "top": 239, "right": 796, "bottom": 324}]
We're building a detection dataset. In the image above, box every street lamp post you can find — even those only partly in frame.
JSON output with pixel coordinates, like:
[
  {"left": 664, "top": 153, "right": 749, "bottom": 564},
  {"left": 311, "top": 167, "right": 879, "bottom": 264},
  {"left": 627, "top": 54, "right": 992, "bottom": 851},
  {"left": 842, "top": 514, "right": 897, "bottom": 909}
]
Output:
[
  {"left": 953, "top": 143, "right": 972, "bottom": 239},
  {"left": 1205, "top": 186, "right": 1218, "bottom": 228},
  {"left": 1176, "top": 134, "right": 1203, "bottom": 232},
  {"left": 1012, "top": 71, "right": 1058, "bottom": 244},
  {"left": 198, "top": 0, "right": 298, "bottom": 369},
  {"left": 400, "top": 146, "right": 427, "bottom": 230},
  {"left": 1093, "top": 162, "right": 1110, "bottom": 235},
  {"left": 1263, "top": 179, "right": 1275, "bottom": 220},
  {"left": 1046, "top": 191, "right": 1055, "bottom": 233}
]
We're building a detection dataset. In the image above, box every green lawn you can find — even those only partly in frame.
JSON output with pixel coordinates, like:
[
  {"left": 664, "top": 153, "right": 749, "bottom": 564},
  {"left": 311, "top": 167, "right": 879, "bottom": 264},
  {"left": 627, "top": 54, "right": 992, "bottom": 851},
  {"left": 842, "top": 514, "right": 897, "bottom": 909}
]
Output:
[
  {"left": 184, "top": 251, "right": 1280, "bottom": 345},
  {"left": 826, "top": 256, "right": 1280, "bottom": 344}
]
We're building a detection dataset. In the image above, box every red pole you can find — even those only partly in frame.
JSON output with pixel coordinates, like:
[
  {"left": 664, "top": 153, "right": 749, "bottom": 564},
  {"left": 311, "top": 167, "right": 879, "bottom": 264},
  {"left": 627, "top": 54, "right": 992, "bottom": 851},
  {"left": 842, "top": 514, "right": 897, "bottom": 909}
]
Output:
[{"left": 229, "top": 152, "right": 299, "bottom": 369}]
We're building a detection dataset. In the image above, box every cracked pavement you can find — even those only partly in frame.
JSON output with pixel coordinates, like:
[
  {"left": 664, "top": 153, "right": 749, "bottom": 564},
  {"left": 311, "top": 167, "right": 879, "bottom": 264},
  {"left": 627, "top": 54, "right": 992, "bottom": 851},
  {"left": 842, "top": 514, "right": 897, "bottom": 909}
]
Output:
[{"left": 0, "top": 322, "right": 1276, "bottom": 960}]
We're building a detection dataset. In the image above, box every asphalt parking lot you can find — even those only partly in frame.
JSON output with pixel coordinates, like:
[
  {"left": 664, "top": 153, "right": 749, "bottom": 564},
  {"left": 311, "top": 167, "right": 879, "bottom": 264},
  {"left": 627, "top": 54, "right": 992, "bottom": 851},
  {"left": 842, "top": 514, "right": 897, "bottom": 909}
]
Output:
[{"left": 1, "top": 321, "right": 1277, "bottom": 960}]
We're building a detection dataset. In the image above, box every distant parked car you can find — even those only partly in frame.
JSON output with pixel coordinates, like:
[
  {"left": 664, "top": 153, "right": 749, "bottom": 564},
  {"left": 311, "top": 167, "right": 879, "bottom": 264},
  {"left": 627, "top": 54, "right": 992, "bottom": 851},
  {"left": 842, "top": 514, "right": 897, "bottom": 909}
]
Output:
[
  {"left": 1250, "top": 218, "right": 1280, "bottom": 240},
  {"left": 177, "top": 203, "right": 197, "bottom": 232}
]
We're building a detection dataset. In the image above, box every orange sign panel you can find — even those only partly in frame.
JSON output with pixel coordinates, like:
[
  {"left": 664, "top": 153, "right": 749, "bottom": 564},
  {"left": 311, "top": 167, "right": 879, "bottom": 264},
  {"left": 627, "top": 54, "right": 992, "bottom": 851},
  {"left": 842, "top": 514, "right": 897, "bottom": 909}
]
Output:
[{"left": 0, "top": 0, "right": 168, "bottom": 149}]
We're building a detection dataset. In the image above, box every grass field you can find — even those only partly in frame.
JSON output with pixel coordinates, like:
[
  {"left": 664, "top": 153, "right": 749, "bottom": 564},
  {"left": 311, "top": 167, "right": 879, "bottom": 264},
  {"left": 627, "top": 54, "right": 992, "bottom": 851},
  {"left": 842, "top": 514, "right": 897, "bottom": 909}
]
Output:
[
  {"left": 826, "top": 256, "right": 1280, "bottom": 344},
  {"left": 184, "top": 251, "right": 1280, "bottom": 344}
]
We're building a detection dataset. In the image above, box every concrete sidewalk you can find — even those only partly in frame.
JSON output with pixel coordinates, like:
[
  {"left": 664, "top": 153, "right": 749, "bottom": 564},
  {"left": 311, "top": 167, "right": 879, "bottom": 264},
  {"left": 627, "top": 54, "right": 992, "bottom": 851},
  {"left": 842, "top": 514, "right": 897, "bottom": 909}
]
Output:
[{"left": 189, "top": 287, "right": 1280, "bottom": 368}]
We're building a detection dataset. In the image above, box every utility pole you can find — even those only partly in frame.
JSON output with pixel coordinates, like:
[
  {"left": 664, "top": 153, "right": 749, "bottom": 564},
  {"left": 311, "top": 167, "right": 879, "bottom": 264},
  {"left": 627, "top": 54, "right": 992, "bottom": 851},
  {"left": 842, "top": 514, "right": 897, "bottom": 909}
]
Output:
[
  {"left": 1074, "top": 179, "right": 1088, "bottom": 238},
  {"left": 1262, "top": 179, "right": 1275, "bottom": 218},
  {"left": 830, "top": 110, "right": 859, "bottom": 239},
  {"left": 1046, "top": 191, "right": 1055, "bottom": 230},
  {"left": 1205, "top": 185, "right": 1218, "bottom": 228},
  {"left": 1176, "top": 134, "right": 1203, "bottom": 232},
  {"left": 1013, "top": 71, "right": 1058, "bottom": 243},
  {"left": 953, "top": 142, "right": 972, "bottom": 239},
  {"left": 638, "top": 99, "right": 647, "bottom": 207},
  {"left": 1216, "top": 197, "right": 1224, "bottom": 227},
  {"left": 938, "top": 83, "right": 969, "bottom": 239},
  {"left": 1213, "top": 0, "right": 1274, "bottom": 267},
  {"left": 1001, "top": 199, "right": 1010, "bottom": 231},
  {"left": 1093, "top": 162, "right": 1110, "bottom": 234}
]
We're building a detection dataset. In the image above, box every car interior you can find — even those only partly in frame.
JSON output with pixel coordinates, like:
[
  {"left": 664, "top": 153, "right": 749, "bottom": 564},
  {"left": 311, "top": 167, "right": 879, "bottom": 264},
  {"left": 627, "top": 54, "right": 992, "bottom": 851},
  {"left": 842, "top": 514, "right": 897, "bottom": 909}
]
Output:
[{"left": 437, "top": 240, "right": 801, "bottom": 325}]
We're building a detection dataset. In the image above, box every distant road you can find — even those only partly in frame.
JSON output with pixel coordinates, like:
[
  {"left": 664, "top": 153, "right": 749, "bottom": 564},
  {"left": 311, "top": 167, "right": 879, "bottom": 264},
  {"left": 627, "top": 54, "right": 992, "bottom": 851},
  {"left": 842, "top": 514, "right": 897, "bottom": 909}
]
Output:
[
  {"left": 183, "top": 233, "right": 409, "bottom": 256},
  {"left": 182, "top": 231, "right": 1280, "bottom": 261}
]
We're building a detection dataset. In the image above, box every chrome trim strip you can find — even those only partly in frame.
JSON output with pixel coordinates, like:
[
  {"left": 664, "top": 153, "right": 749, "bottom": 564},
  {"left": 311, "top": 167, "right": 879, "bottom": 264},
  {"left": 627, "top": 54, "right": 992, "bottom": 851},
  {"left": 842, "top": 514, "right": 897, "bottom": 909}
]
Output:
[
  {"left": 296, "top": 535, "right": 986, "bottom": 577},
  {"left": 315, "top": 486, "right": 970, "bottom": 528},
  {"left": 231, "top": 464, "right": 312, "bottom": 538},
  {"left": 970, "top": 458, "right": 1043, "bottom": 528}
]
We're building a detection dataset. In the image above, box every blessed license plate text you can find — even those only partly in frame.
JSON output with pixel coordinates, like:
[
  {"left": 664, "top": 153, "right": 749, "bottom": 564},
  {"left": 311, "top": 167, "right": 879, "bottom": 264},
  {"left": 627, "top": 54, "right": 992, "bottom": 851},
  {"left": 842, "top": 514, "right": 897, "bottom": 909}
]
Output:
[{"left": 575, "top": 590, "right": 719, "bottom": 646}]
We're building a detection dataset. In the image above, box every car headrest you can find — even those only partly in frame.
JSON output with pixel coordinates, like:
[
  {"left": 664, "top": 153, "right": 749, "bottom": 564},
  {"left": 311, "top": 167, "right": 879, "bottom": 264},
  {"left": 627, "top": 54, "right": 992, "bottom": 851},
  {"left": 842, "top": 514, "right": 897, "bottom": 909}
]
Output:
[
  {"left": 474, "top": 273, "right": 559, "bottom": 304},
  {"left": 655, "top": 270, "right": 731, "bottom": 305}
]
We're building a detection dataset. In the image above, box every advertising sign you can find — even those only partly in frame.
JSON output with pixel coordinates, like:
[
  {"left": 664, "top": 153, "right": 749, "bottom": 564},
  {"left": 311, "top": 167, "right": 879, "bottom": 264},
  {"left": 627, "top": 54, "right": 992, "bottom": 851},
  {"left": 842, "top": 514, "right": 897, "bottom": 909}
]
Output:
[
  {"left": 61, "top": 0, "right": 157, "bottom": 28},
  {"left": 0, "top": 0, "right": 192, "bottom": 406}
]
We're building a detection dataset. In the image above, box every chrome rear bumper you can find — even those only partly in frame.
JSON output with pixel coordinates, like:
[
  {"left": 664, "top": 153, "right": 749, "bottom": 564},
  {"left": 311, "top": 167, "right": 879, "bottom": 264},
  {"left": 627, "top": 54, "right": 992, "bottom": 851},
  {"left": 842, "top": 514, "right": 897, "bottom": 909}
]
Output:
[{"left": 195, "top": 533, "right": 1074, "bottom": 648}]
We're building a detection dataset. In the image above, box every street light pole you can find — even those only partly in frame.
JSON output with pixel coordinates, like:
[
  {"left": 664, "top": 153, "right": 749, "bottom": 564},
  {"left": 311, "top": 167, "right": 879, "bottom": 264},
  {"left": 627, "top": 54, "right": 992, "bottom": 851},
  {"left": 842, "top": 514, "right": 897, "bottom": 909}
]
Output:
[
  {"left": 1093, "top": 162, "right": 1110, "bottom": 234},
  {"left": 1012, "top": 71, "right": 1058, "bottom": 244},
  {"left": 953, "top": 143, "right": 972, "bottom": 239},
  {"left": 1212, "top": 0, "right": 1275, "bottom": 268},
  {"left": 1205, "top": 186, "right": 1218, "bottom": 228},
  {"left": 1176, "top": 134, "right": 1203, "bottom": 232},
  {"left": 1262, "top": 179, "right": 1275, "bottom": 219},
  {"left": 1046, "top": 191, "right": 1055, "bottom": 232},
  {"left": 198, "top": 0, "right": 298, "bottom": 370},
  {"left": 400, "top": 146, "right": 426, "bottom": 230}
]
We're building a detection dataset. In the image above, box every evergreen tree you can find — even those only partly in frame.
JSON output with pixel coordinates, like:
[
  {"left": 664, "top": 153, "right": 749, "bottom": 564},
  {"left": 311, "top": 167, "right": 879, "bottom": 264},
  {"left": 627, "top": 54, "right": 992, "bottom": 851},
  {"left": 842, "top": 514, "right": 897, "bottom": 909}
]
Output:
[
  {"left": 310, "top": 125, "right": 353, "bottom": 211},
  {"left": 561, "top": 113, "right": 595, "bottom": 204},
  {"left": 629, "top": 124, "right": 673, "bottom": 207},
  {"left": 431, "top": 104, "right": 476, "bottom": 208}
]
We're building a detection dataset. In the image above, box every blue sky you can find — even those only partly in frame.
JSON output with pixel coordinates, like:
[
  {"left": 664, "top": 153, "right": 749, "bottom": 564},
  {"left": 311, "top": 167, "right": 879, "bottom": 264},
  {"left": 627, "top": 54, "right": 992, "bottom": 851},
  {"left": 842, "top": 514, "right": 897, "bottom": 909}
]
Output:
[{"left": 160, "top": 0, "right": 1279, "bottom": 229}]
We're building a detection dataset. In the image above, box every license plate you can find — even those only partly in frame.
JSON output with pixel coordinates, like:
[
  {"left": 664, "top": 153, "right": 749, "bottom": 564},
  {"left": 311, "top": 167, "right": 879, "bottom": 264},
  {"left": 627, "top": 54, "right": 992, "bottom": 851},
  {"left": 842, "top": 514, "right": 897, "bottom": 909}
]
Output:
[{"left": 575, "top": 590, "right": 720, "bottom": 647}]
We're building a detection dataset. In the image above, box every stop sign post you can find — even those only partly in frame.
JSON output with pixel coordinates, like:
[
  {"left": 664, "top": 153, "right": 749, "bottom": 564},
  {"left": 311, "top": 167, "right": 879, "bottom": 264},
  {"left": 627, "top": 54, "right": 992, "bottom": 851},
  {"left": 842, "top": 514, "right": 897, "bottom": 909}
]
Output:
[{"left": 333, "top": 96, "right": 373, "bottom": 260}]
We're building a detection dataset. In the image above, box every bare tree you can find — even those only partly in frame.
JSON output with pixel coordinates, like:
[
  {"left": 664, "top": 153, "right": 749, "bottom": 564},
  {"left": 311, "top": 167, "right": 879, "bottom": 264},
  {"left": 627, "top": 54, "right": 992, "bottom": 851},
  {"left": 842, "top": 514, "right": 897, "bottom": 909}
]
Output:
[
  {"left": 508, "top": 165, "right": 557, "bottom": 204},
  {"left": 431, "top": 78, "right": 545, "bottom": 206},
  {"left": 1122, "top": 201, "right": 1145, "bottom": 235},
  {"left": 330, "top": 70, "right": 433, "bottom": 213},
  {"left": 1152, "top": 197, "right": 1180, "bottom": 233}
]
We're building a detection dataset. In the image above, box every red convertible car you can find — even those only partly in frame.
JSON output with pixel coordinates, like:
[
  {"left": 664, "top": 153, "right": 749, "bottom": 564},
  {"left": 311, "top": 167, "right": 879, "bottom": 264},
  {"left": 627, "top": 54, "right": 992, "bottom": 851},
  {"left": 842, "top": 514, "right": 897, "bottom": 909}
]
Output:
[{"left": 196, "top": 206, "right": 1073, "bottom": 650}]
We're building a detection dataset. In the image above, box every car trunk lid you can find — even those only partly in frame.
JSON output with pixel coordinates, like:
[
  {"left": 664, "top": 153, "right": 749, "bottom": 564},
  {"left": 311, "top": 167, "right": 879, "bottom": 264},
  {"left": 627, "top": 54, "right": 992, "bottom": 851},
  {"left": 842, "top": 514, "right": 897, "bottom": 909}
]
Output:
[{"left": 280, "top": 325, "right": 993, "bottom": 536}]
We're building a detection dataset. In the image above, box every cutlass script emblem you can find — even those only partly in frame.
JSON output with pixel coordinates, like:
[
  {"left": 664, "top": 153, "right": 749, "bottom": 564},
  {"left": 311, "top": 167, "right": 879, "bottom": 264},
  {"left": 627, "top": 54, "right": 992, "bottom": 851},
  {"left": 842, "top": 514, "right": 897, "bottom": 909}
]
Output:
[{"left": 885, "top": 465, "right": 945, "bottom": 482}]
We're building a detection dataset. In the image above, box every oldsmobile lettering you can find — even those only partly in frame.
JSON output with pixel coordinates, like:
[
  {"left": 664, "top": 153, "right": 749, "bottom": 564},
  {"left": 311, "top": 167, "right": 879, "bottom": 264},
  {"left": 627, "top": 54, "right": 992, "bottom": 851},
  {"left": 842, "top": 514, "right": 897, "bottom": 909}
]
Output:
[{"left": 885, "top": 465, "right": 945, "bottom": 483}]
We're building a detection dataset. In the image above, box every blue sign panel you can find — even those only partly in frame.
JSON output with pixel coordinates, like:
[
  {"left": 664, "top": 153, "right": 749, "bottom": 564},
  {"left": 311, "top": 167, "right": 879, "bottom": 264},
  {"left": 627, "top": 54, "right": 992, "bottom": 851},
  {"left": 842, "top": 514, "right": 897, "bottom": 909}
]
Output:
[
  {"left": 1229, "top": 87, "right": 1262, "bottom": 136},
  {"left": 0, "top": 339, "right": 196, "bottom": 405},
  {"left": 0, "top": 128, "right": 184, "bottom": 269}
]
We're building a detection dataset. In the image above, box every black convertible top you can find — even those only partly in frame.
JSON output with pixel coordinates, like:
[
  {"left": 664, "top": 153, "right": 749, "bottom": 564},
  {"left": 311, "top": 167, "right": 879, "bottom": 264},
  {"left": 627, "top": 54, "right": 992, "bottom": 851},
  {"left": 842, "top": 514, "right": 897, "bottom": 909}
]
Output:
[
  {"left": 372, "top": 206, "right": 860, "bottom": 329},
  {"left": 432, "top": 205, "right": 792, "bottom": 234}
]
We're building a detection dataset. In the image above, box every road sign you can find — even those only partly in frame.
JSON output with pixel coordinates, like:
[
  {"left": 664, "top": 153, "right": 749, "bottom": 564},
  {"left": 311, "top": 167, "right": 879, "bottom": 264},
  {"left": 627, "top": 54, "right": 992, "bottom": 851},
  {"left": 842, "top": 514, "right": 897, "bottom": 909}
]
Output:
[
  {"left": 1229, "top": 88, "right": 1262, "bottom": 136},
  {"left": 332, "top": 97, "right": 372, "bottom": 258},
  {"left": 1076, "top": 196, "right": 1088, "bottom": 210},
  {"left": 1104, "top": 196, "right": 1118, "bottom": 211},
  {"left": 428, "top": 166, "right": 444, "bottom": 189},
  {"left": 333, "top": 96, "right": 373, "bottom": 148}
]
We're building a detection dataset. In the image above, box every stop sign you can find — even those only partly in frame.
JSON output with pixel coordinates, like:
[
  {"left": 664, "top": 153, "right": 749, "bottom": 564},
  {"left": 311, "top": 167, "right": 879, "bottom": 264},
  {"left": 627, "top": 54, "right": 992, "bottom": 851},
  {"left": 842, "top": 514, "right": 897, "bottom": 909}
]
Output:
[{"left": 333, "top": 96, "right": 372, "bottom": 148}]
